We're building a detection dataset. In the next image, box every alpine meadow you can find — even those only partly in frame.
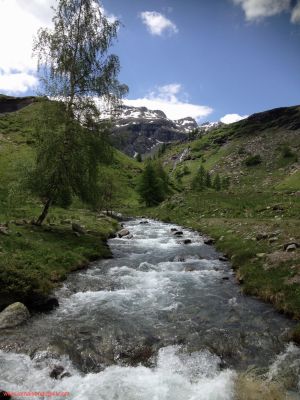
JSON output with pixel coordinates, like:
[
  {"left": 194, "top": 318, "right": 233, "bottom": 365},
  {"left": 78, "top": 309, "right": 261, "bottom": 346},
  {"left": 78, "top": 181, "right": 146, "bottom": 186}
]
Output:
[{"left": 0, "top": 0, "right": 299, "bottom": 399}]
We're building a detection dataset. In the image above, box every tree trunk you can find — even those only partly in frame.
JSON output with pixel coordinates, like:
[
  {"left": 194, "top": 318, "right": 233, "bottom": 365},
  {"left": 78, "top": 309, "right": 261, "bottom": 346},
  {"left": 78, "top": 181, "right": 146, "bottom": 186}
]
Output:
[{"left": 35, "top": 198, "right": 52, "bottom": 226}]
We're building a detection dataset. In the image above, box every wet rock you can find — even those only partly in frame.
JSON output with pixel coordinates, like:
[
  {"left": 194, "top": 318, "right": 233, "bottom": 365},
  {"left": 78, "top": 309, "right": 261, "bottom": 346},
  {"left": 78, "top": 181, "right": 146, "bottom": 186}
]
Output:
[
  {"left": 173, "top": 255, "right": 186, "bottom": 262},
  {"left": 126, "top": 234, "right": 133, "bottom": 239},
  {"left": 171, "top": 228, "right": 178, "bottom": 232},
  {"left": 204, "top": 238, "right": 215, "bottom": 245},
  {"left": 173, "top": 231, "right": 183, "bottom": 236},
  {"left": 108, "top": 232, "right": 116, "bottom": 239},
  {"left": 185, "top": 265, "right": 196, "bottom": 272},
  {"left": 139, "top": 220, "right": 149, "bottom": 224},
  {"left": 117, "top": 228, "right": 130, "bottom": 238},
  {"left": 0, "top": 302, "right": 30, "bottom": 329},
  {"left": 0, "top": 391, "right": 11, "bottom": 400},
  {"left": 119, "top": 345, "right": 154, "bottom": 367},
  {"left": 27, "top": 295, "right": 59, "bottom": 313},
  {"left": 222, "top": 277, "right": 230, "bottom": 281},
  {"left": 72, "top": 223, "right": 86, "bottom": 235},
  {"left": 61, "top": 372, "right": 72, "bottom": 379},
  {"left": 183, "top": 239, "right": 192, "bottom": 244},
  {"left": 219, "top": 256, "right": 228, "bottom": 262},
  {"left": 50, "top": 365, "right": 65, "bottom": 379},
  {"left": 286, "top": 244, "right": 297, "bottom": 252}
]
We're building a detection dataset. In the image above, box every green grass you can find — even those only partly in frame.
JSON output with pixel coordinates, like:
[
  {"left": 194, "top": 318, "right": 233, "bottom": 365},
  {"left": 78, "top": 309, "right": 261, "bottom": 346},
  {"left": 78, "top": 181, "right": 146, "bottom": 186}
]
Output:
[
  {"left": 0, "top": 213, "right": 118, "bottom": 309},
  {"left": 0, "top": 98, "right": 141, "bottom": 309}
]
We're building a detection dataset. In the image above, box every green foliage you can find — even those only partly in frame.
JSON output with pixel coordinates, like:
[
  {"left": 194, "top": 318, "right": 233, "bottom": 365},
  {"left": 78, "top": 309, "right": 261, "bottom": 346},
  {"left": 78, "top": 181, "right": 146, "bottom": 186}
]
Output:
[
  {"left": 157, "top": 143, "right": 167, "bottom": 157},
  {"left": 26, "top": 101, "right": 112, "bottom": 210},
  {"left": 136, "top": 153, "right": 142, "bottom": 162},
  {"left": 137, "top": 161, "right": 168, "bottom": 206},
  {"left": 30, "top": 0, "right": 128, "bottom": 224},
  {"left": 244, "top": 154, "right": 262, "bottom": 166},
  {"left": 205, "top": 171, "right": 212, "bottom": 187},
  {"left": 213, "top": 173, "right": 221, "bottom": 191},
  {"left": 191, "top": 165, "right": 206, "bottom": 191}
]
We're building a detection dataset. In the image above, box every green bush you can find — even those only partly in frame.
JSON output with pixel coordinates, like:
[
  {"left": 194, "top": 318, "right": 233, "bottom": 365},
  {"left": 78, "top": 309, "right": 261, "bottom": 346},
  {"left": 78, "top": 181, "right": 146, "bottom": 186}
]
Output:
[{"left": 244, "top": 154, "right": 262, "bottom": 166}]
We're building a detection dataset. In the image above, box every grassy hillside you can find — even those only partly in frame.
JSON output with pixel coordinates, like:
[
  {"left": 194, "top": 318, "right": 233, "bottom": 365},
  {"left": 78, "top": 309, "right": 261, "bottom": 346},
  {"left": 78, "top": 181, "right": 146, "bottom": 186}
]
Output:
[
  {"left": 123, "top": 106, "right": 300, "bottom": 323},
  {"left": 0, "top": 97, "right": 141, "bottom": 309}
]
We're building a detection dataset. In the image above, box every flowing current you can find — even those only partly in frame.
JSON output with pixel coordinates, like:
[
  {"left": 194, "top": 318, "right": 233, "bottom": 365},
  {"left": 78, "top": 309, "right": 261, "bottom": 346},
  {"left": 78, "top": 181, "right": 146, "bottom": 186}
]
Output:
[{"left": 0, "top": 219, "right": 300, "bottom": 399}]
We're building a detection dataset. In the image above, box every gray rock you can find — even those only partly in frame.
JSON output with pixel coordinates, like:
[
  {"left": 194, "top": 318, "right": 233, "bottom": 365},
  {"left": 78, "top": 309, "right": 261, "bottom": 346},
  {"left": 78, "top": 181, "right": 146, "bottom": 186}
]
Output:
[
  {"left": 286, "top": 244, "right": 297, "bottom": 252},
  {"left": 219, "top": 256, "right": 228, "bottom": 262},
  {"left": 284, "top": 242, "right": 299, "bottom": 251},
  {"left": 72, "top": 223, "right": 85, "bottom": 235},
  {"left": 117, "top": 228, "right": 130, "bottom": 238},
  {"left": 174, "top": 231, "right": 183, "bottom": 236},
  {"left": 0, "top": 225, "right": 9, "bottom": 236},
  {"left": 256, "top": 232, "right": 268, "bottom": 241},
  {"left": 50, "top": 365, "right": 65, "bottom": 379},
  {"left": 0, "top": 302, "right": 30, "bottom": 329},
  {"left": 204, "top": 238, "right": 215, "bottom": 245}
]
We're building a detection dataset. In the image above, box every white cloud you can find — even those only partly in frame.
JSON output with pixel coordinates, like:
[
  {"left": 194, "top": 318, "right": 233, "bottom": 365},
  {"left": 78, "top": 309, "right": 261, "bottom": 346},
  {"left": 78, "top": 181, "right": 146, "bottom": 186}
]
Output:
[
  {"left": 233, "top": 0, "right": 291, "bottom": 21},
  {"left": 0, "top": 0, "right": 117, "bottom": 95},
  {"left": 0, "top": 0, "right": 55, "bottom": 94},
  {"left": 0, "top": 72, "right": 38, "bottom": 93},
  {"left": 140, "top": 11, "right": 178, "bottom": 36},
  {"left": 220, "top": 113, "right": 248, "bottom": 124},
  {"left": 291, "top": 0, "right": 300, "bottom": 23},
  {"left": 124, "top": 84, "right": 213, "bottom": 121}
]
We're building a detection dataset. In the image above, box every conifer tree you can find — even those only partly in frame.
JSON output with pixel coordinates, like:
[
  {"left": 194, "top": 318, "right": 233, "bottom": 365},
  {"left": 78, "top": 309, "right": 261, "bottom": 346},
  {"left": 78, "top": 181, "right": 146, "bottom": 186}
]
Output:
[
  {"left": 213, "top": 173, "right": 221, "bottom": 191},
  {"left": 191, "top": 165, "right": 206, "bottom": 191},
  {"left": 137, "top": 162, "right": 166, "bottom": 206},
  {"left": 205, "top": 171, "right": 212, "bottom": 188}
]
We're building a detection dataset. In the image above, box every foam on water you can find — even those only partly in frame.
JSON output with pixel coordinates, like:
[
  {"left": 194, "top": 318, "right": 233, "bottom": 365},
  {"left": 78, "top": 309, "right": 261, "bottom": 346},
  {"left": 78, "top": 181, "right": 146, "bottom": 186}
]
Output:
[{"left": 0, "top": 346, "right": 235, "bottom": 400}]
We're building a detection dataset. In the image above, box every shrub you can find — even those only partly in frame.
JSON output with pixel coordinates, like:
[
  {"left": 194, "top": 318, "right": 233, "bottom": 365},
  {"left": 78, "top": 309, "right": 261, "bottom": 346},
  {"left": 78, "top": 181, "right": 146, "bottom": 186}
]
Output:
[{"left": 244, "top": 154, "right": 262, "bottom": 166}]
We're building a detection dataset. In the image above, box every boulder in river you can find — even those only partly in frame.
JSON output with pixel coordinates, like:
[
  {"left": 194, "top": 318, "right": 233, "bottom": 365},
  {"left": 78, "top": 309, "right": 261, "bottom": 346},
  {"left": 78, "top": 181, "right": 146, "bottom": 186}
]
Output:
[
  {"left": 0, "top": 302, "right": 30, "bottom": 329},
  {"left": 174, "top": 231, "right": 183, "bottom": 236},
  {"left": 204, "top": 238, "right": 215, "bottom": 245},
  {"left": 139, "top": 220, "right": 149, "bottom": 224},
  {"left": 219, "top": 256, "right": 228, "bottom": 262},
  {"left": 50, "top": 365, "right": 65, "bottom": 379},
  {"left": 26, "top": 295, "right": 59, "bottom": 313},
  {"left": 183, "top": 239, "right": 192, "bottom": 244},
  {"left": 117, "top": 228, "right": 130, "bottom": 238}
]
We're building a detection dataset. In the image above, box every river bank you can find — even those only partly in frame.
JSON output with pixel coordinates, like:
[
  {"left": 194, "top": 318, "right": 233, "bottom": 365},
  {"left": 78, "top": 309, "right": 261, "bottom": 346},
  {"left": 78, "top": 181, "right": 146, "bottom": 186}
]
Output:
[
  {"left": 0, "top": 209, "right": 119, "bottom": 311},
  {"left": 120, "top": 197, "right": 300, "bottom": 341}
]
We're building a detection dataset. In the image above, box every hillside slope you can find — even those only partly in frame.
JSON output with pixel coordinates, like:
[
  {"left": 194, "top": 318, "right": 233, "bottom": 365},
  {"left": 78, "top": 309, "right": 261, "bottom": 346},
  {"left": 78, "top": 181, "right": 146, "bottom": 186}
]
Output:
[
  {"left": 0, "top": 96, "right": 141, "bottom": 310},
  {"left": 123, "top": 105, "right": 300, "bottom": 321}
]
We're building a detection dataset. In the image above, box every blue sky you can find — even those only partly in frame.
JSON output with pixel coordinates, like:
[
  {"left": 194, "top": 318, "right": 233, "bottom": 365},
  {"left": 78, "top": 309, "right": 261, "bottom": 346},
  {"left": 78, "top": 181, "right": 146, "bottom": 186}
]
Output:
[{"left": 0, "top": 0, "right": 300, "bottom": 123}]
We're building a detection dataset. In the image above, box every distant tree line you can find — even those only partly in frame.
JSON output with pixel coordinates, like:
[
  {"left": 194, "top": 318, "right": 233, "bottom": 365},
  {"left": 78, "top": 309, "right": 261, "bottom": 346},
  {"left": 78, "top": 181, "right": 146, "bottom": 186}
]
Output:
[{"left": 191, "top": 165, "right": 230, "bottom": 192}]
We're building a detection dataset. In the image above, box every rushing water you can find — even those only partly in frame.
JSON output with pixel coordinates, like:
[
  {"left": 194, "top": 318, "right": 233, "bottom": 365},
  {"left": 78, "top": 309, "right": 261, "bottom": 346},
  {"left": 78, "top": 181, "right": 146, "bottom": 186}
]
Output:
[{"left": 0, "top": 219, "right": 299, "bottom": 399}]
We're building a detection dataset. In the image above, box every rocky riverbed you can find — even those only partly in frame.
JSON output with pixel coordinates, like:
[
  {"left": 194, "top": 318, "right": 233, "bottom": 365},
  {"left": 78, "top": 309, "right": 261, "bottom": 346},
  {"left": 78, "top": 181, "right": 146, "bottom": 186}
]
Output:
[{"left": 0, "top": 219, "right": 299, "bottom": 399}]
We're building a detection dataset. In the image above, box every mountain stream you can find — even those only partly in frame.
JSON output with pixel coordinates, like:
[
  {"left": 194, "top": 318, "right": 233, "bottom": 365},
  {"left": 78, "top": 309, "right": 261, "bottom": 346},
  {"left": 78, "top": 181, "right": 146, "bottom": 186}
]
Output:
[{"left": 0, "top": 219, "right": 300, "bottom": 399}]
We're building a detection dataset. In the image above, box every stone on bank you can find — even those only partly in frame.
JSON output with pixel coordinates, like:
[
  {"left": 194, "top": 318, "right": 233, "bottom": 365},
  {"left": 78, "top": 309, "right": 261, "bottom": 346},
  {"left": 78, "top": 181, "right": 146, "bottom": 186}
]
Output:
[{"left": 0, "top": 302, "right": 30, "bottom": 329}]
